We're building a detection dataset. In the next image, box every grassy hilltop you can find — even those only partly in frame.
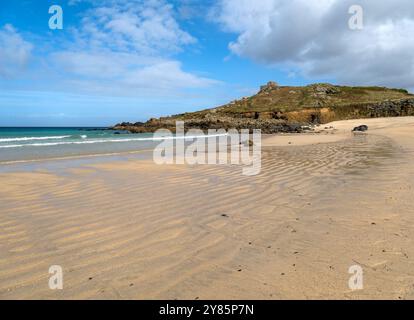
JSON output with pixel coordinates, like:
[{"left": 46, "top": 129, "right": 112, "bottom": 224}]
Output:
[{"left": 115, "top": 82, "right": 414, "bottom": 133}]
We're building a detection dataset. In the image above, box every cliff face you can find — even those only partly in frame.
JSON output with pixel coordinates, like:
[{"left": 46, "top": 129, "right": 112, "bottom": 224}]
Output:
[{"left": 114, "top": 83, "right": 414, "bottom": 133}]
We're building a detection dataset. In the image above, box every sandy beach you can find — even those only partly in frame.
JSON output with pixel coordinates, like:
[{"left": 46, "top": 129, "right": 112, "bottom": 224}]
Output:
[{"left": 1, "top": 117, "right": 414, "bottom": 300}]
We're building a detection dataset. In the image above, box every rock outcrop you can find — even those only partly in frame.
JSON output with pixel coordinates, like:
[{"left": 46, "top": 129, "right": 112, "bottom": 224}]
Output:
[
  {"left": 113, "top": 83, "right": 414, "bottom": 134},
  {"left": 259, "top": 81, "right": 279, "bottom": 94}
]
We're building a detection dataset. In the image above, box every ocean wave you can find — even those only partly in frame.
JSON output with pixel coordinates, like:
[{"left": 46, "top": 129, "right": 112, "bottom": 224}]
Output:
[
  {"left": 0, "top": 135, "right": 71, "bottom": 142},
  {"left": 0, "top": 134, "right": 228, "bottom": 149}
]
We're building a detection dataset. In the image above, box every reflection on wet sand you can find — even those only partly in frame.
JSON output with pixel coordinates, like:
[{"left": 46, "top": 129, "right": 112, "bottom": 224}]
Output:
[{"left": 1, "top": 117, "right": 414, "bottom": 299}]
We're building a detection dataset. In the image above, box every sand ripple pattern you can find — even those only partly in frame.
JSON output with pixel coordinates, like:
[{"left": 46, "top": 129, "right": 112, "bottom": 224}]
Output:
[{"left": 0, "top": 134, "right": 413, "bottom": 299}]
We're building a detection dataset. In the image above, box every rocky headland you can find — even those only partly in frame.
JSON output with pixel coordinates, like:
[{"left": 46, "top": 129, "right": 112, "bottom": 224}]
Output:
[{"left": 113, "top": 82, "right": 414, "bottom": 134}]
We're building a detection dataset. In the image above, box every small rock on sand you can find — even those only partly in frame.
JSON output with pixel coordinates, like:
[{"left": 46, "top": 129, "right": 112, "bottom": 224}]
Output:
[{"left": 352, "top": 125, "right": 369, "bottom": 132}]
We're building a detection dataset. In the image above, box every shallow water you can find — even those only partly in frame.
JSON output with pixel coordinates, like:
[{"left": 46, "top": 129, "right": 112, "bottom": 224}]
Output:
[
  {"left": 0, "top": 127, "right": 163, "bottom": 163},
  {"left": 0, "top": 127, "right": 229, "bottom": 163}
]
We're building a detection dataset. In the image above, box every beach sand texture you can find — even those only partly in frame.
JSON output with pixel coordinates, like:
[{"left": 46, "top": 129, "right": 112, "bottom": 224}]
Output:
[{"left": 1, "top": 117, "right": 414, "bottom": 299}]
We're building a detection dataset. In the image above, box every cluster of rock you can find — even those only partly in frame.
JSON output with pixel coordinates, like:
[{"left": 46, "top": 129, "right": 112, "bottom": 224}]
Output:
[
  {"left": 312, "top": 83, "right": 341, "bottom": 96},
  {"left": 114, "top": 115, "right": 306, "bottom": 134},
  {"left": 259, "top": 81, "right": 279, "bottom": 94},
  {"left": 366, "top": 99, "right": 414, "bottom": 117}
]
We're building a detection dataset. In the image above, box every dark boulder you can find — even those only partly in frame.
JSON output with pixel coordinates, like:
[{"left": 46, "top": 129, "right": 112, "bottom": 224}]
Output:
[{"left": 352, "top": 125, "right": 368, "bottom": 132}]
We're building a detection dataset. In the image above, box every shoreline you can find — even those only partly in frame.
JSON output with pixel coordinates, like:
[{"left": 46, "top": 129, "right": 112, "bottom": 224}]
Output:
[
  {"left": 1, "top": 117, "right": 414, "bottom": 299},
  {"left": 1, "top": 116, "right": 411, "bottom": 166}
]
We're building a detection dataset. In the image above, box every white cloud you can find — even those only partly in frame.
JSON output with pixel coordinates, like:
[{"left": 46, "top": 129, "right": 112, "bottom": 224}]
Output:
[
  {"left": 50, "top": 51, "right": 217, "bottom": 94},
  {"left": 48, "top": 0, "right": 216, "bottom": 95},
  {"left": 124, "top": 60, "right": 218, "bottom": 89},
  {"left": 213, "top": 0, "right": 414, "bottom": 90},
  {"left": 75, "top": 0, "right": 196, "bottom": 55},
  {"left": 0, "top": 24, "right": 33, "bottom": 78},
  {"left": 1, "top": 1, "right": 217, "bottom": 97},
  {"left": 68, "top": 0, "right": 83, "bottom": 5}
]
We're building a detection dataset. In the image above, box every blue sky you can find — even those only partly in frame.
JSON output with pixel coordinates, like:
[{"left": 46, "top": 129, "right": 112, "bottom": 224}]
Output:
[{"left": 1, "top": 0, "right": 413, "bottom": 126}]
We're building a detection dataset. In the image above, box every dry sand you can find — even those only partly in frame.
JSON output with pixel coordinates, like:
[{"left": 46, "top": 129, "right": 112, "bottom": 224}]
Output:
[{"left": 1, "top": 117, "right": 414, "bottom": 300}]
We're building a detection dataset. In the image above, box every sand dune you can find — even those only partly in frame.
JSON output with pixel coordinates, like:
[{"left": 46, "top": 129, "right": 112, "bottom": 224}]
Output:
[{"left": 1, "top": 117, "right": 414, "bottom": 299}]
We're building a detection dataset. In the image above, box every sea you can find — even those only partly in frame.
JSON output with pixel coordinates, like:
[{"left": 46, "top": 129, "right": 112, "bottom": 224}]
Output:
[{"left": 0, "top": 127, "right": 160, "bottom": 163}]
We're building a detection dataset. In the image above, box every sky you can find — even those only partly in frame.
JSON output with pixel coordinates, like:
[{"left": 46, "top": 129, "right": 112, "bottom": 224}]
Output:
[{"left": 0, "top": 0, "right": 414, "bottom": 126}]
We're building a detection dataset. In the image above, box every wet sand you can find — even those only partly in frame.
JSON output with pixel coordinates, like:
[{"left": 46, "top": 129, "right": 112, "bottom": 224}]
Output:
[{"left": 1, "top": 117, "right": 414, "bottom": 300}]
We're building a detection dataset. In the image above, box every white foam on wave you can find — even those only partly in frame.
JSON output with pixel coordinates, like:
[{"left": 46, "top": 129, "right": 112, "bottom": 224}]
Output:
[
  {"left": 0, "top": 134, "right": 228, "bottom": 149},
  {"left": 0, "top": 135, "right": 71, "bottom": 142}
]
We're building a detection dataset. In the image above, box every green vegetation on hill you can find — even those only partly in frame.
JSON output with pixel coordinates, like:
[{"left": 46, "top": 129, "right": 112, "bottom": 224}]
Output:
[
  {"left": 175, "top": 83, "right": 413, "bottom": 117},
  {"left": 114, "top": 82, "right": 414, "bottom": 133}
]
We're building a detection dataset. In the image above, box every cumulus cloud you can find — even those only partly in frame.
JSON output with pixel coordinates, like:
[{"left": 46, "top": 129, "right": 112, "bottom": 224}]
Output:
[
  {"left": 0, "top": 24, "right": 33, "bottom": 78},
  {"left": 74, "top": 0, "right": 196, "bottom": 54},
  {"left": 213, "top": 0, "right": 414, "bottom": 90},
  {"left": 50, "top": 51, "right": 217, "bottom": 95},
  {"left": 50, "top": 0, "right": 216, "bottom": 95},
  {"left": 1, "top": 0, "right": 216, "bottom": 96}
]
